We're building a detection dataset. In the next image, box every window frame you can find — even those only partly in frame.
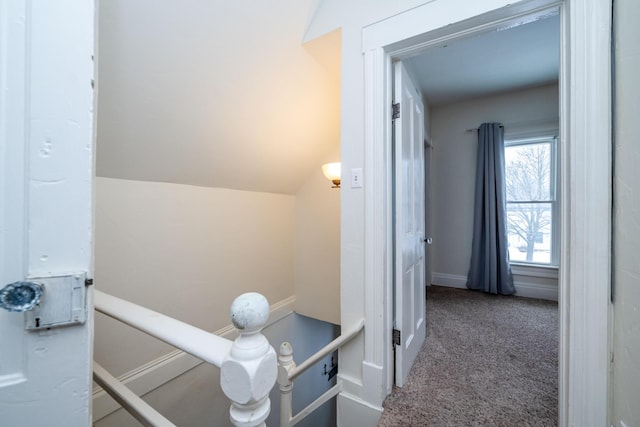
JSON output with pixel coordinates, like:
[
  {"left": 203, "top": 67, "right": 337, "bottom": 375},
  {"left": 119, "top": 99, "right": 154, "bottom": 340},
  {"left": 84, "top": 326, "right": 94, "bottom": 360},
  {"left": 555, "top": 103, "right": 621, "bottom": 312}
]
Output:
[{"left": 504, "top": 134, "right": 560, "bottom": 267}]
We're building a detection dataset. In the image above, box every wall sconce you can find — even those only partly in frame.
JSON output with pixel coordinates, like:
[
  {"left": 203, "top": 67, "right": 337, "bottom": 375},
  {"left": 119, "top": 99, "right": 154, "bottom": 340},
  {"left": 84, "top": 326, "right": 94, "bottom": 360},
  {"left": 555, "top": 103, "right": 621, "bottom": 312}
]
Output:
[{"left": 322, "top": 162, "right": 341, "bottom": 188}]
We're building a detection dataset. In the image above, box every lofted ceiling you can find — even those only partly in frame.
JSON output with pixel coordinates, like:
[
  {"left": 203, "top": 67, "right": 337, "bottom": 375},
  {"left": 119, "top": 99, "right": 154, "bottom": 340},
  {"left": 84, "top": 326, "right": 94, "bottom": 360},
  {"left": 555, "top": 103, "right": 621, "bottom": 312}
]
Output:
[
  {"left": 96, "top": 0, "right": 339, "bottom": 195},
  {"left": 96, "top": 2, "right": 558, "bottom": 195},
  {"left": 404, "top": 12, "right": 560, "bottom": 107}
]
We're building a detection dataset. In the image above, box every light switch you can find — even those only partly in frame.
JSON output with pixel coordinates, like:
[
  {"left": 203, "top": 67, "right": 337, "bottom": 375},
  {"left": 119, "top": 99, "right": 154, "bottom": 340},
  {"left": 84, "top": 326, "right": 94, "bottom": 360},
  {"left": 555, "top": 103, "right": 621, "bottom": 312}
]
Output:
[{"left": 351, "top": 168, "right": 363, "bottom": 188}]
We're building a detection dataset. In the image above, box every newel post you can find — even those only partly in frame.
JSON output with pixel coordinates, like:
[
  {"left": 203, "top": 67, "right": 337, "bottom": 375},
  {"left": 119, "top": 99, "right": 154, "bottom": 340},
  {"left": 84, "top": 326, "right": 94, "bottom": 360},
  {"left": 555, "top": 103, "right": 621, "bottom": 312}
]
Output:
[{"left": 221, "top": 293, "right": 277, "bottom": 427}]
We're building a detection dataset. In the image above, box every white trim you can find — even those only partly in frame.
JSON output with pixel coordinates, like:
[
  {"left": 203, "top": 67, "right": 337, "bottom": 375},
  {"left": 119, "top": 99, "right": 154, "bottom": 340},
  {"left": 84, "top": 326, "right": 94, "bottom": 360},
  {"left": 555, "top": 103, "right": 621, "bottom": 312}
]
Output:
[
  {"left": 514, "top": 281, "right": 558, "bottom": 301},
  {"left": 432, "top": 272, "right": 558, "bottom": 301},
  {"left": 562, "top": 0, "right": 612, "bottom": 425},
  {"left": 363, "top": 44, "right": 394, "bottom": 402},
  {"left": 362, "top": 1, "right": 611, "bottom": 424},
  {"left": 511, "top": 263, "right": 559, "bottom": 279},
  {"left": 92, "top": 295, "right": 296, "bottom": 422},
  {"left": 337, "top": 391, "right": 383, "bottom": 427},
  {"left": 431, "top": 273, "right": 466, "bottom": 288}
]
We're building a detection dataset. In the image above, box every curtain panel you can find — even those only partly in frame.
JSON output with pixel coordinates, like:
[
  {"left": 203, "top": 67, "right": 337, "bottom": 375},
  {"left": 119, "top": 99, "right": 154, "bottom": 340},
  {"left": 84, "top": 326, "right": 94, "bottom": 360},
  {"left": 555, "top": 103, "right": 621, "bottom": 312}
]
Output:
[{"left": 466, "top": 122, "right": 515, "bottom": 295}]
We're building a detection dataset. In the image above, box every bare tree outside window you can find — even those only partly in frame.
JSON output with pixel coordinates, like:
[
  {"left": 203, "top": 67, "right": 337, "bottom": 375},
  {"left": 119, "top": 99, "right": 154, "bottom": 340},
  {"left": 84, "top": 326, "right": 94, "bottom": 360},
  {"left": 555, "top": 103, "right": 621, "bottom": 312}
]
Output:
[{"left": 505, "top": 140, "right": 554, "bottom": 263}]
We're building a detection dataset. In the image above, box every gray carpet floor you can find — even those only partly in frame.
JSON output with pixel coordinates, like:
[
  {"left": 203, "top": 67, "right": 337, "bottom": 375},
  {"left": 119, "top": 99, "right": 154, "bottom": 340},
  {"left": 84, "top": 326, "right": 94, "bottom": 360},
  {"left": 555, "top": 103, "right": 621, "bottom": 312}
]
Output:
[{"left": 379, "top": 285, "right": 558, "bottom": 427}]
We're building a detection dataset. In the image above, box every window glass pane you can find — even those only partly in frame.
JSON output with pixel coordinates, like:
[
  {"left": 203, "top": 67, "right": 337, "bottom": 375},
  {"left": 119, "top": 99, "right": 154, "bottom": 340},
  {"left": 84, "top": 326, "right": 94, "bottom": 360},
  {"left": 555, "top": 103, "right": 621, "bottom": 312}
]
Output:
[
  {"left": 507, "top": 202, "right": 552, "bottom": 264},
  {"left": 505, "top": 142, "right": 551, "bottom": 202}
]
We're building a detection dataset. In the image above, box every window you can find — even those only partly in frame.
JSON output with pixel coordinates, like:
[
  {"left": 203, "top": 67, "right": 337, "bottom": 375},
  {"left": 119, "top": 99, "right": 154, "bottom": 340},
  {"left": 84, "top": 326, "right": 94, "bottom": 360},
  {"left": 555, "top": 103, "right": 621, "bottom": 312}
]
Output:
[{"left": 504, "top": 136, "right": 558, "bottom": 265}]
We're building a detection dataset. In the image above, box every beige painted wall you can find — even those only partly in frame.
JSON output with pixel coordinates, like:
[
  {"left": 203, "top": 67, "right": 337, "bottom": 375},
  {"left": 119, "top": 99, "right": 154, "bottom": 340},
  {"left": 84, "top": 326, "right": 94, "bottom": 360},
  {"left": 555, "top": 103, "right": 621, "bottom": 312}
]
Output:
[
  {"left": 294, "top": 153, "right": 341, "bottom": 325},
  {"left": 611, "top": 0, "right": 640, "bottom": 425},
  {"left": 430, "top": 84, "right": 559, "bottom": 280},
  {"left": 94, "top": 177, "right": 295, "bottom": 376},
  {"left": 96, "top": 0, "right": 340, "bottom": 195},
  {"left": 94, "top": 362, "right": 232, "bottom": 427}
]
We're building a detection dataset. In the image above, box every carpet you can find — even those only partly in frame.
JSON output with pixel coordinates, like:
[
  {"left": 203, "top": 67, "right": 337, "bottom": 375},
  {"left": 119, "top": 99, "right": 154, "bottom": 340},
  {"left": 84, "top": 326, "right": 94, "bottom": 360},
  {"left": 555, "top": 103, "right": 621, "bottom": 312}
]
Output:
[{"left": 379, "top": 285, "right": 558, "bottom": 427}]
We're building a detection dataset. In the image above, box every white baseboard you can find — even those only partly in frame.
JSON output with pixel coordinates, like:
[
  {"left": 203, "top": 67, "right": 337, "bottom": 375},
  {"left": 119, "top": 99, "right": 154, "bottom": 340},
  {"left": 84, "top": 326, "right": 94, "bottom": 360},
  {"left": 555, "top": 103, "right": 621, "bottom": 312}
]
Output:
[
  {"left": 431, "top": 272, "right": 558, "bottom": 301},
  {"left": 337, "top": 391, "right": 383, "bottom": 427},
  {"left": 431, "top": 273, "right": 466, "bottom": 288},
  {"left": 361, "top": 361, "right": 386, "bottom": 406},
  {"left": 92, "top": 295, "right": 296, "bottom": 422},
  {"left": 514, "top": 281, "right": 558, "bottom": 301}
]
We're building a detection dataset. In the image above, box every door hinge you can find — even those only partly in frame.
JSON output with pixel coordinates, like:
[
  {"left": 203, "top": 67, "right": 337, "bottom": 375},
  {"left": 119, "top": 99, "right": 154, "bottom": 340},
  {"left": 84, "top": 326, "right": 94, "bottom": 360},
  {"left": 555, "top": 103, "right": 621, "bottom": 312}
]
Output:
[
  {"left": 393, "top": 328, "right": 401, "bottom": 346},
  {"left": 392, "top": 102, "right": 400, "bottom": 120}
]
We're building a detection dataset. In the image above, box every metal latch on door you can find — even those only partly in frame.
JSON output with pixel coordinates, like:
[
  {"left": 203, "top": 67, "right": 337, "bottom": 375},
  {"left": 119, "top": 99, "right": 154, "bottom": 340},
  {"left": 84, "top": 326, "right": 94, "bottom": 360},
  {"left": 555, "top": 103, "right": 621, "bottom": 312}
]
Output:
[{"left": 0, "top": 273, "right": 89, "bottom": 330}]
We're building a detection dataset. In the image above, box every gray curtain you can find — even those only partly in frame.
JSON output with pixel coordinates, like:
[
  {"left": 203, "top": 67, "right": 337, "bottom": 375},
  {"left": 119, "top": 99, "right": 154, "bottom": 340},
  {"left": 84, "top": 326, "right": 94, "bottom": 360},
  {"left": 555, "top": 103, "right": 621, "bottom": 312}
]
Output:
[{"left": 466, "top": 123, "right": 515, "bottom": 295}]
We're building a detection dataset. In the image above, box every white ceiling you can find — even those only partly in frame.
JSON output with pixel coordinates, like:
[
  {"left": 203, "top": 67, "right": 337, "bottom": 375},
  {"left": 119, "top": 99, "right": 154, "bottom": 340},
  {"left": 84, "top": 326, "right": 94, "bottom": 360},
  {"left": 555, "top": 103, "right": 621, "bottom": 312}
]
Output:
[{"left": 404, "top": 13, "right": 560, "bottom": 107}]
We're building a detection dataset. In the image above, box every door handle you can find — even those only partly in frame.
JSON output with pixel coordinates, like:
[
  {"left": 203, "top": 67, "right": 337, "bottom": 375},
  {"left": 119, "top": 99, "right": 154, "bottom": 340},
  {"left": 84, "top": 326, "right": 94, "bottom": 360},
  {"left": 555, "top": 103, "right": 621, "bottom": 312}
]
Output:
[{"left": 0, "top": 281, "right": 42, "bottom": 312}]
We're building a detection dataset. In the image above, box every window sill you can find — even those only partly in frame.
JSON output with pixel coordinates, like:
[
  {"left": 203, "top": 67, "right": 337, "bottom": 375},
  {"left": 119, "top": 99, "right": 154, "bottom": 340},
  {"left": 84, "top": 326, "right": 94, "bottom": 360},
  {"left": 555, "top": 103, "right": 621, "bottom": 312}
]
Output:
[{"left": 510, "top": 263, "right": 559, "bottom": 279}]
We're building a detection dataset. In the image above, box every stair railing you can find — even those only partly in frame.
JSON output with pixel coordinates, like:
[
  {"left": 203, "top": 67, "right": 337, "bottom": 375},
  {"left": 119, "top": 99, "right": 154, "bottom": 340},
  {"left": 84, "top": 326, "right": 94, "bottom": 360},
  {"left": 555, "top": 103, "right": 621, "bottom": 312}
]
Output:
[
  {"left": 277, "top": 318, "right": 365, "bottom": 427},
  {"left": 93, "top": 290, "right": 277, "bottom": 427}
]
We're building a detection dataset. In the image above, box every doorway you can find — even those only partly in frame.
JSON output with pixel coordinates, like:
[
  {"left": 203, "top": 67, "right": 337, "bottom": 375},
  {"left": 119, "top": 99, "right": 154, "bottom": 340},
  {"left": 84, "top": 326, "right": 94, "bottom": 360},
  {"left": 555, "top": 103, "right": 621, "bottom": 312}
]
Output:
[
  {"left": 390, "top": 6, "right": 561, "bottom": 394},
  {"left": 361, "top": 0, "right": 612, "bottom": 425}
]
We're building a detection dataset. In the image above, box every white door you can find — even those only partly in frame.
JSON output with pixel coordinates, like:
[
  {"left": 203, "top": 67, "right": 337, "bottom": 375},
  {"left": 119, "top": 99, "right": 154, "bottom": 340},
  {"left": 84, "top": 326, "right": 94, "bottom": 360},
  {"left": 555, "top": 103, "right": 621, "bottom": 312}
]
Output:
[
  {"left": 0, "top": 1, "right": 95, "bottom": 425},
  {"left": 393, "top": 61, "right": 426, "bottom": 387}
]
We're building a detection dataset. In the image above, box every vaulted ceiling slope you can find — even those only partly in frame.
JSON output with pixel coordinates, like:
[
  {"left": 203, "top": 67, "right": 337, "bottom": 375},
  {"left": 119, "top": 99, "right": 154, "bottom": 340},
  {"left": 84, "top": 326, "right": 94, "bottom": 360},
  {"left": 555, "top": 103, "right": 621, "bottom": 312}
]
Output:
[{"left": 97, "top": 0, "right": 340, "bottom": 195}]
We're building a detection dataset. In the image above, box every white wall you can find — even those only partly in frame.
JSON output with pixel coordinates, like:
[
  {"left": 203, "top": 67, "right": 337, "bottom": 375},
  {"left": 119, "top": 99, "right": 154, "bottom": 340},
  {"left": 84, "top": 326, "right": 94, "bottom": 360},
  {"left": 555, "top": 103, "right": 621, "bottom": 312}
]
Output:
[
  {"left": 429, "top": 84, "right": 559, "bottom": 300},
  {"left": 94, "top": 177, "right": 295, "bottom": 376},
  {"left": 611, "top": 0, "right": 640, "bottom": 425}
]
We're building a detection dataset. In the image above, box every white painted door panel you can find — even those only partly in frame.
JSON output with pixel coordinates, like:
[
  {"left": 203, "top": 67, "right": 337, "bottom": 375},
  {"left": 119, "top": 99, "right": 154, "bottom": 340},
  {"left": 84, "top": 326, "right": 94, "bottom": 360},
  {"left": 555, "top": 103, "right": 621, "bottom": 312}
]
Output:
[
  {"left": 0, "top": 0, "right": 95, "bottom": 425},
  {"left": 393, "top": 61, "right": 426, "bottom": 387}
]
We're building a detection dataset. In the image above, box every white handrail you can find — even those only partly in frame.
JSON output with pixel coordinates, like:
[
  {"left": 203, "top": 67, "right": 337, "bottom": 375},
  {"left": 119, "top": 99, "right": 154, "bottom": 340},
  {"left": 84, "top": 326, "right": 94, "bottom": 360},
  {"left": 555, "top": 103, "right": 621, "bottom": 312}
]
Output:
[
  {"left": 289, "top": 318, "right": 364, "bottom": 381},
  {"left": 94, "top": 290, "right": 277, "bottom": 427},
  {"left": 93, "top": 361, "right": 176, "bottom": 427},
  {"left": 289, "top": 383, "right": 342, "bottom": 427},
  {"left": 277, "top": 318, "right": 365, "bottom": 427},
  {"left": 94, "top": 290, "right": 232, "bottom": 367}
]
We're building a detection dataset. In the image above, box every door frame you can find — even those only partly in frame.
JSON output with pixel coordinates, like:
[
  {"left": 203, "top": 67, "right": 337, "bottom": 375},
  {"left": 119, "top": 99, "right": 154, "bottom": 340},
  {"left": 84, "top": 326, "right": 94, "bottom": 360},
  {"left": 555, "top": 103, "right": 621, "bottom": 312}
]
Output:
[{"left": 362, "top": 0, "right": 612, "bottom": 425}]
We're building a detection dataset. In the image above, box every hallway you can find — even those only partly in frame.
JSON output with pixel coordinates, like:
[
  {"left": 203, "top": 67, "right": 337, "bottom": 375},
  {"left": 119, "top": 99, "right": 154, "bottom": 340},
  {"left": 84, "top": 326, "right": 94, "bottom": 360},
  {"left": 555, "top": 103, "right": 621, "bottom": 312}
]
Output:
[{"left": 379, "top": 286, "right": 558, "bottom": 426}]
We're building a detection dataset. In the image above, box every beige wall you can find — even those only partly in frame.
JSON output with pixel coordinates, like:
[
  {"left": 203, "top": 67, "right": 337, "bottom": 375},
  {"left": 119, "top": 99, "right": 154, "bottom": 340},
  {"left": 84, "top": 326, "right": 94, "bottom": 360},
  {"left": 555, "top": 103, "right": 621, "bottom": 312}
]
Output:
[
  {"left": 94, "top": 177, "right": 295, "bottom": 376},
  {"left": 93, "top": 171, "right": 341, "bottom": 421},
  {"left": 612, "top": 0, "right": 640, "bottom": 425},
  {"left": 96, "top": 0, "right": 340, "bottom": 195},
  {"left": 430, "top": 84, "right": 558, "bottom": 277},
  {"left": 93, "top": 6, "right": 343, "bottom": 414},
  {"left": 294, "top": 154, "right": 341, "bottom": 325},
  {"left": 94, "top": 363, "right": 232, "bottom": 427}
]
